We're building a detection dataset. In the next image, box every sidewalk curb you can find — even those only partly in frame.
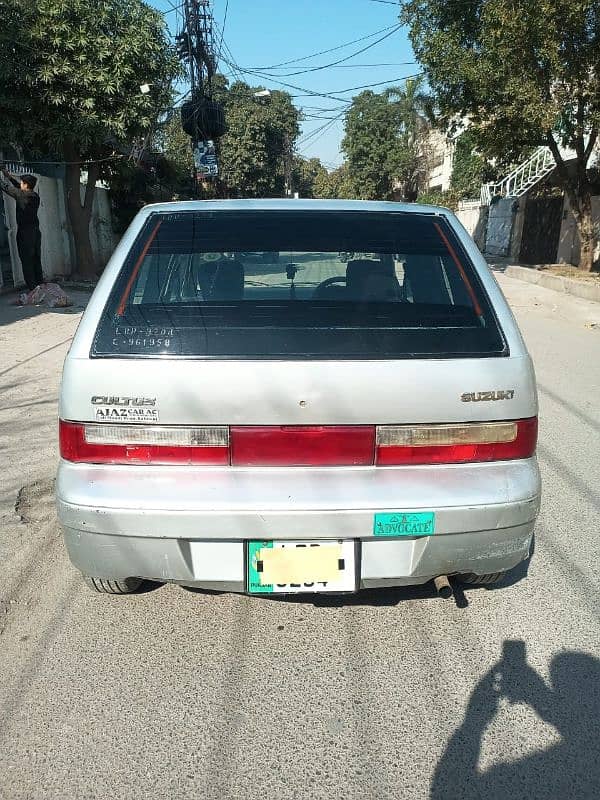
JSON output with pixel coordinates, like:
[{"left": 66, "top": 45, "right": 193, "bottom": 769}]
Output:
[{"left": 504, "top": 265, "right": 600, "bottom": 304}]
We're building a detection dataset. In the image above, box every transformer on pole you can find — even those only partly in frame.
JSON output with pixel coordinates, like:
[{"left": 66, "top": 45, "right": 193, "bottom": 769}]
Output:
[{"left": 176, "top": 0, "right": 227, "bottom": 182}]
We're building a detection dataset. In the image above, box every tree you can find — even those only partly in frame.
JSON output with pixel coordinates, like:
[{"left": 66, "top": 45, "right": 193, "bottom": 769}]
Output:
[
  {"left": 214, "top": 81, "right": 301, "bottom": 198},
  {"left": 291, "top": 157, "right": 328, "bottom": 198},
  {"left": 342, "top": 91, "right": 400, "bottom": 200},
  {"left": 158, "top": 116, "right": 195, "bottom": 189},
  {"left": 402, "top": 0, "right": 600, "bottom": 270},
  {"left": 341, "top": 78, "right": 433, "bottom": 201},
  {"left": 313, "top": 164, "right": 356, "bottom": 199},
  {"left": 385, "top": 77, "right": 435, "bottom": 201},
  {"left": 0, "top": 0, "right": 180, "bottom": 277},
  {"left": 450, "top": 130, "right": 494, "bottom": 200}
]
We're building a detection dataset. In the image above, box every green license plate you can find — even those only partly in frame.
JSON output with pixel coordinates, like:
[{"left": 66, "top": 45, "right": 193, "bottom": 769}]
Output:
[{"left": 373, "top": 512, "right": 435, "bottom": 537}]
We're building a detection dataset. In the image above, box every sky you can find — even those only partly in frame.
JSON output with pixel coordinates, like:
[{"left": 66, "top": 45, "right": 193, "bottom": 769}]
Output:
[{"left": 150, "top": 0, "right": 417, "bottom": 169}]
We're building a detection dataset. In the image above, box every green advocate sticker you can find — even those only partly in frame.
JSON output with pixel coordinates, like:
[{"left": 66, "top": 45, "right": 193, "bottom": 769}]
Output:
[{"left": 374, "top": 512, "right": 435, "bottom": 537}]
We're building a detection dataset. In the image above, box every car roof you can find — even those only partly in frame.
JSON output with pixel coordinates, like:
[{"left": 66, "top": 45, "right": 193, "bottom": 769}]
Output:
[{"left": 140, "top": 198, "right": 453, "bottom": 217}]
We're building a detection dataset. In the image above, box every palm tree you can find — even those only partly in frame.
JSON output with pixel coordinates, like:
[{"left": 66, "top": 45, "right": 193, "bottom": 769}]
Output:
[{"left": 385, "top": 77, "right": 435, "bottom": 201}]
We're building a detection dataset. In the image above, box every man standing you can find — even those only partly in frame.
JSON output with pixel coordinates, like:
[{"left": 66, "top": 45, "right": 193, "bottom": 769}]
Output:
[{"left": 0, "top": 168, "right": 44, "bottom": 290}]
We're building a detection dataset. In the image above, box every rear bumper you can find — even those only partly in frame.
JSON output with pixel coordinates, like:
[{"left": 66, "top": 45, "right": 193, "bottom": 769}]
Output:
[
  {"left": 61, "top": 523, "right": 535, "bottom": 590},
  {"left": 57, "top": 458, "right": 540, "bottom": 588}
]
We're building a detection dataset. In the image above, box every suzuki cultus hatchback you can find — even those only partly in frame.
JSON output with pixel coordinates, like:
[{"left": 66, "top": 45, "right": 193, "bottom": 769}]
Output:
[{"left": 57, "top": 200, "right": 540, "bottom": 596}]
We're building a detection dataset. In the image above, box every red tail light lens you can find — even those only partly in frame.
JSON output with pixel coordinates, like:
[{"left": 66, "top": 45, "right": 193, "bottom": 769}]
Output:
[
  {"left": 60, "top": 418, "right": 537, "bottom": 467},
  {"left": 59, "top": 421, "right": 229, "bottom": 465},
  {"left": 230, "top": 426, "right": 375, "bottom": 466},
  {"left": 375, "top": 418, "right": 537, "bottom": 465}
]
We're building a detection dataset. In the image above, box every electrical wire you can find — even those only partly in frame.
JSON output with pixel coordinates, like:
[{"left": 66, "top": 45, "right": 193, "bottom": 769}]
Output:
[
  {"left": 301, "top": 113, "right": 345, "bottom": 120},
  {"left": 161, "top": 0, "right": 185, "bottom": 13},
  {"left": 256, "top": 25, "right": 403, "bottom": 78},
  {"left": 297, "top": 114, "right": 346, "bottom": 154},
  {"left": 246, "top": 23, "right": 399, "bottom": 70},
  {"left": 297, "top": 109, "right": 347, "bottom": 146},
  {"left": 289, "top": 72, "right": 424, "bottom": 98},
  {"left": 266, "top": 62, "right": 417, "bottom": 70},
  {"left": 216, "top": 0, "right": 229, "bottom": 66},
  {"left": 219, "top": 47, "right": 422, "bottom": 102},
  {"left": 2, "top": 154, "right": 125, "bottom": 166}
]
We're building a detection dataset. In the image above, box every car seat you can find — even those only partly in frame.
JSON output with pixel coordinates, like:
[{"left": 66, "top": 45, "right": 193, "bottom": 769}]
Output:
[
  {"left": 195, "top": 257, "right": 245, "bottom": 300},
  {"left": 402, "top": 255, "right": 451, "bottom": 305},
  {"left": 345, "top": 258, "right": 402, "bottom": 301}
]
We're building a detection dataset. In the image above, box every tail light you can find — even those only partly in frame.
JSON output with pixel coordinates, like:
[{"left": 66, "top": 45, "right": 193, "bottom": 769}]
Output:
[
  {"left": 60, "top": 418, "right": 537, "bottom": 466},
  {"left": 230, "top": 426, "right": 375, "bottom": 466},
  {"left": 375, "top": 418, "right": 537, "bottom": 465},
  {"left": 59, "top": 421, "right": 229, "bottom": 465}
]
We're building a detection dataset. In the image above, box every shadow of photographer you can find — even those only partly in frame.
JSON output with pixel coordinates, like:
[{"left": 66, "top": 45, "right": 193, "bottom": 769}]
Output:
[{"left": 431, "top": 640, "right": 600, "bottom": 799}]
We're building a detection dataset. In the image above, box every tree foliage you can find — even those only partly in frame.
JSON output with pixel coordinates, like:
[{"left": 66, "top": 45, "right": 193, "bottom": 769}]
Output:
[
  {"left": 158, "top": 116, "right": 195, "bottom": 188},
  {"left": 402, "top": 0, "right": 600, "bottom": 269},
  {"left": 341, "top": 78, "right": 433, "bottom": 201},
  {"left": 313, "top": 164, "right": 356, "bottom": 199},
  {"left": 291, "top": 157, "right": 328, "bottom": 198},
  {"left": 214, "top": 81, "right": 300, "bottom": 198},
  {"left": 0, "top": 0, "right": 180, "bottom": 276},
  {"left": 450, "top": 130, "right": 493, "bottom": 200}
]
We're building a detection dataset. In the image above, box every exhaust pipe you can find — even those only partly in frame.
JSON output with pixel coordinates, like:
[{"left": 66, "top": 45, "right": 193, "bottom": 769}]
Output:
[{"left": 434, "top": 575, "right": 453, "bottom": 599}]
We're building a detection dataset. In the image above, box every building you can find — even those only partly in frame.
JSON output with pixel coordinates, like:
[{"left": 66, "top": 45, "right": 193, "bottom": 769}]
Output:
[{"left": 425, "top": 128, "right": 456, "bottom": 194}]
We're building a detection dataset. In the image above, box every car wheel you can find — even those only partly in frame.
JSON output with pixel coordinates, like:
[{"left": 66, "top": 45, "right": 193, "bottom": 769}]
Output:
[
  {"left": 458, "top": 572, "right": 505, "bottom": 585},
  {"left": 83, "top": 575, "right": 143, "bottom": 594}
]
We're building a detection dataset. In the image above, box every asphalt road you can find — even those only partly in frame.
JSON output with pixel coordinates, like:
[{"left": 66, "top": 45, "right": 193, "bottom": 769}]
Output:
[{"left": 0, "top": 275, "right": 599, "bottom": 800}]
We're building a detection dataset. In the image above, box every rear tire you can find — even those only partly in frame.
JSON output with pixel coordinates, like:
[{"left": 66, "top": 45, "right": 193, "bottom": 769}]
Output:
[
  {"left": 83, "top": 576, "right": 143, "bottom": 594},
  {"left": 458, "top": 572, "right": 505, "bottom": 586}
]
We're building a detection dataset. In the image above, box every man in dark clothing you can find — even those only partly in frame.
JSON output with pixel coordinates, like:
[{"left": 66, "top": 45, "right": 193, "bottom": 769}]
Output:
[{"left": 0, "top": 168, "right": 44, "bottom": 290}]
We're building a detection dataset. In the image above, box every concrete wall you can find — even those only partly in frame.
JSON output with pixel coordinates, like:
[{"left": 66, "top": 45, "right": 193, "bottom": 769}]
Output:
[
  {"left": 456, "top": 200, "right": 488, "bottom": 250},
  {"left": 1, "top": 163, "right": 115, "bottom": 287},
  {"left": 556, "top": 195, "right": 600, "bottom": 267},
  {"left": 484, "top": 198, "right": 515, "bottom": 256},
  {"left": 509, "top": 197, "right": 527, "bottom": 262}
]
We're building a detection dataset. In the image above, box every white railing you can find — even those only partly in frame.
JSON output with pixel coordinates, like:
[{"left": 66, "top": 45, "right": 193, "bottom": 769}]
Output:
[
  {"left": 480, "top": 146, "right": 558, "bottom": 204},
  {"left": 2, "top": 161, "right": 36, "bottom": 175}
]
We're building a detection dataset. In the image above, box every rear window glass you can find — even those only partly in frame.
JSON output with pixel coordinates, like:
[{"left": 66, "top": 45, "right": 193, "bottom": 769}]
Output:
[{"left": 92, "top": 210, "right": 506, "bottom": 359}]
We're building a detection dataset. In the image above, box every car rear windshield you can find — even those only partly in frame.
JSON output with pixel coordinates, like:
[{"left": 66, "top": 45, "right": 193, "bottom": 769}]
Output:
[{"left": 92, "top": 210, "right": 506, "bottom": 359}]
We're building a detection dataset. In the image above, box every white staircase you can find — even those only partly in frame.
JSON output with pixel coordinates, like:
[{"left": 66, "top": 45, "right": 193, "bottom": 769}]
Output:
[{"left": 480, "top": 147, "right": 559, "bottom": 204}]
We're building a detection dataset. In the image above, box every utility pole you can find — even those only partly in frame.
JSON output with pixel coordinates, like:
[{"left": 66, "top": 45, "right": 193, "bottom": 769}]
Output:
[
  {"left": 176, "top": 0, "right": 227, "bottom": 193},
  {"left": 283, "top": 133, "right": 293, "bottom": 198}
]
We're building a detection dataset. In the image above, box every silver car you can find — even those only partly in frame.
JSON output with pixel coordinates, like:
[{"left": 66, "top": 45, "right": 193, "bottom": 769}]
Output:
[{"left": 57, "top": 200, "right": 540, "bottom": 597}]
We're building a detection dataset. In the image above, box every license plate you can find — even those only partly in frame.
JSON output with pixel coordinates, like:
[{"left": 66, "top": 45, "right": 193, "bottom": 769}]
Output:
[{"left": 247, "top": 540, "right": 357, "bottom": 594}]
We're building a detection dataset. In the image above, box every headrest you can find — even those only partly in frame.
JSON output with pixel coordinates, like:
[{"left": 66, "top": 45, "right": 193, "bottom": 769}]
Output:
[
  {"left": 346, "top": 258, "right": 394, "bottom": 285},
  {"left": 345, "top": 258, "right": 400, "bottom": 301}
]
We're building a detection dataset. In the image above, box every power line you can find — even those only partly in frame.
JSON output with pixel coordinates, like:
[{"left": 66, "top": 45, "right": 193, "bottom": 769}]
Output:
[
  {"left": 219, "top": 55, "right": 354, "bottom": 102},
  {"left": 246, "top": 24, "right": 400, "bottom": 70},
  {"left": 216, "top": 0, "right": 229, "bottom": 66},
  {"left": 3, "top": 154, "right": 125, "bottom": 166},
  {"left": 287, "top": 73, "right": 424, "bottom": 100},
  {"left": 297, "top": 109, "right": 347, "bottom": 146},
  {"left": 258, "top": 25, "right": 403, "bottom": 78},
  {"left": 267, "top": 62, "right": 417, "bottom": 70},
  {"left": 298, "top": 114, "right": 346, "bottom": 154},
  {"left": 302, "top": 113, "right": 345, "bottom": 120},
  {"left": 160, "top": 0, "right": 185, "bottom": 15},
  {"left": 220, "top": 51, "right": 423, "bottom": 103},
  {"left": 300, "top": 106, "right": 343, "bottom": 113}
]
